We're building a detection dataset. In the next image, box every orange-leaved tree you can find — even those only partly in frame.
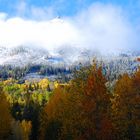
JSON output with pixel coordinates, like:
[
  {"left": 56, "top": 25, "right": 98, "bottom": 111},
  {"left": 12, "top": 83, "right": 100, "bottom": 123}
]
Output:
[
  {"left": 112, "top": 72, "right": 140, "bottom": 139},
  {"left": 81, "top": 64, "right": 113, "bottom": 140}
]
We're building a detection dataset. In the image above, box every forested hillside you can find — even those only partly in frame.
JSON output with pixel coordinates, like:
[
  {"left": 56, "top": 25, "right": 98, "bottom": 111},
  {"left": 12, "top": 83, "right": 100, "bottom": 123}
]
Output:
[{"left": 0, "top": 62, "right": 140, "bottom": 140}]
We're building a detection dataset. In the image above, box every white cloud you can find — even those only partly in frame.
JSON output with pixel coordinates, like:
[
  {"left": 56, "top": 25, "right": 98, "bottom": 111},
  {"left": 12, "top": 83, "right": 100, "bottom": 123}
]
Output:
[
  {"left": 74, "top": 3, "right": 138, "bottom": 53},
  {"left": 0, "top": 17, "right": 80, "bottom": 52},
  {"left": 0, "top": 3, "right": 139, "bottom": 55}
]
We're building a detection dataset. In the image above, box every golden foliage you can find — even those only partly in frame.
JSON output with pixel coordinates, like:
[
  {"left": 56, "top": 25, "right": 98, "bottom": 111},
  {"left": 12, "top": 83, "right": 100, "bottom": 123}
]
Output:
[
  {"left": 39, "top": 78, "right": 49, "bottom": 90},
  {"left": 0, "top": 93, "right": 13, "bottom": 139}
]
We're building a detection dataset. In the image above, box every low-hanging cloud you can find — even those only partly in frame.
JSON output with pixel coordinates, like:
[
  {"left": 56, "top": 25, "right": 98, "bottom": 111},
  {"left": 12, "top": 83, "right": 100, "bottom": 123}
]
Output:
[{"left": 0, "top": 3, "right": 139, "bottom": 55}]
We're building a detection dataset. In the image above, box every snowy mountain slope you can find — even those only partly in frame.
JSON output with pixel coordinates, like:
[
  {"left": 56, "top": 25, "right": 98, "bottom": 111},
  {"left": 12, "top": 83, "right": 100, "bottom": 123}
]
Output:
[
  {"left": 0, "top": 46, "right": 49, "bottom": 66},
  {"left": 0, "top": 44, "right": 140, "bottom": 68},
  {"left": 0, "top": 44, "right": 93, "bottom": 66}
]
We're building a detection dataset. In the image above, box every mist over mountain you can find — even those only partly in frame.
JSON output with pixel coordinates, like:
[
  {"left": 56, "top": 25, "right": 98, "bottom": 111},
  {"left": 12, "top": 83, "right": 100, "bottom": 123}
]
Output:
[{"left": 0, "top": 3, "right": 139, "bottom": 61}]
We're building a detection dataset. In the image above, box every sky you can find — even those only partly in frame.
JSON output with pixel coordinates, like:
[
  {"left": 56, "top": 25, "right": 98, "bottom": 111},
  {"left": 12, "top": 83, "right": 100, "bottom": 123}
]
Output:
[{"left": 0, "top": 0, "right": 140, "bottom": 54}]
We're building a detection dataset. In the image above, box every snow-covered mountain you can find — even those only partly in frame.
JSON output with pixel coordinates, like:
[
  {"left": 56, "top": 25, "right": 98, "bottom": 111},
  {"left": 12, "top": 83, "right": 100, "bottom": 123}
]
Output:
[
  {"left": 0, "top": 46, "right": 49, "bottom": 66},
  {"left": 0, "top": 44, "right": 140, "bottom": 67},
  {"left": 0, "top": 45, "right": 92, "bottom": 67}
]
